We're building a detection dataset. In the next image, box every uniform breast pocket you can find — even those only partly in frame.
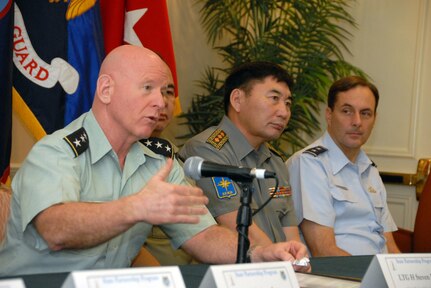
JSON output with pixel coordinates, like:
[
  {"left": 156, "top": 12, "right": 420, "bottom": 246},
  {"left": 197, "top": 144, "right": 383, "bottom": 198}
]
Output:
[
  {"left": 330, "top": 185, "right": 358, "bottom": 213},
  {"left": 330, "top": 185, "right": 358, "bottom": 203}
]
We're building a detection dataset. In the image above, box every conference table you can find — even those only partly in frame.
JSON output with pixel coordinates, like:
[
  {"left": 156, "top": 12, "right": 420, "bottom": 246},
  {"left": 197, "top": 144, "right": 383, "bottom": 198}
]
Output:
[{"left": 0, "top": 255, "right": 373, "bottom": 287}]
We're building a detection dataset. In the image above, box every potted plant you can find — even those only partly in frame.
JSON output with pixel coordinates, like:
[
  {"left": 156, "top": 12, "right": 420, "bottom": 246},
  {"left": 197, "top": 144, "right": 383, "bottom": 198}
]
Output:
[{"left": 180, "top": 0, "right": 366, "bottom": 156}]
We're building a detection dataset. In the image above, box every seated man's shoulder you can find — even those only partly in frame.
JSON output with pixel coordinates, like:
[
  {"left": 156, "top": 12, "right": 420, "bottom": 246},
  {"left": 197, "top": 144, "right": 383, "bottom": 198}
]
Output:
[
  {"left": 287, "top": 144, "right": 328, "bottom": 168},
  {"left": 302, "top": 145, "right": 328, "bottom": 158},
  {"left": 140, "top": 137, "right": 175, "bottom": 159},
  {"left": 205, "top": 128, "right": 229, "bottom": 150},
  {"left": 180, "top": 127, "right": 229, "bottom": 155},
  {"left": 62, "top": 127, "right": 90, "bottom": 158},
  {"left": 34, "top": 125, "right": 90, "bottom": 159}
]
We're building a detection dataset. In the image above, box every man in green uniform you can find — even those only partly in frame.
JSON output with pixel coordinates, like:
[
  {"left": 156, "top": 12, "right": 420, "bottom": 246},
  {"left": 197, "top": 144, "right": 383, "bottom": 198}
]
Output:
[{"left": 0, "top": 46, "right": 309, "bottom": 276}]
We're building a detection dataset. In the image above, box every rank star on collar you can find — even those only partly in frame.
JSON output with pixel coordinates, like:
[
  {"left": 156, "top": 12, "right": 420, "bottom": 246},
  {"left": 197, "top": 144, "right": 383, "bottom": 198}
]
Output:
[
  {"left": 155, "top": 141, "right": 163, "bottom": 148},
  {"left": 165, "top": 145, "right": 171, "bottom": 152}
]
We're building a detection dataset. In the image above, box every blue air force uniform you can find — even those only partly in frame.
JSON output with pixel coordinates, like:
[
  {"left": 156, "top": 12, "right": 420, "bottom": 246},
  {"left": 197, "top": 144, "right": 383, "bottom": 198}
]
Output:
[{"left": 286, "top": 131, "right": 397, "bottom": 255}]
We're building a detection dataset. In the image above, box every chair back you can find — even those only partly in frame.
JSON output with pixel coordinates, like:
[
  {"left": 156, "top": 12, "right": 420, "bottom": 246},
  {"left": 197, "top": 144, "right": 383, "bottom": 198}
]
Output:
[{"left": 413, "top": 172, "right": 431, "bottom": 252}]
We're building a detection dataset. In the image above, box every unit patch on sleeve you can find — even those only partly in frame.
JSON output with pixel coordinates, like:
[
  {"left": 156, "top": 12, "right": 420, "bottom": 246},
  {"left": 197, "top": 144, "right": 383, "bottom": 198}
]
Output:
[
  {"left": 212, "top": 177, "right": 237, "bottom": 199},
  {"left": 206, "top": 129, "right": 229, "bottom": 150},
  {"left": 303, "top": 145, "right": 328, "bottom": 157},
  {"left": 140, "top": 137, "right": 174, "bottom": 158},
  {"left": 63, "top": 127, "right": 89, "bottom": 158}
]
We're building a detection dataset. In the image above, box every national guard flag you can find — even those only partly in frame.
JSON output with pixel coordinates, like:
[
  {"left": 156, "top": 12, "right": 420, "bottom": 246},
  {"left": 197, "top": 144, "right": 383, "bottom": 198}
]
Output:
[{"left": 12, "top": 0, "right": 104, "bottom": 139}]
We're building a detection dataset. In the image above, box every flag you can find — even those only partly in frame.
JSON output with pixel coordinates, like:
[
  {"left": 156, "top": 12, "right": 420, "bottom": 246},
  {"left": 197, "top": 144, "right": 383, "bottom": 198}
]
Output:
[
  {"left": 12, "top": 0, "right": 104, "bottom": 139},
  {"left": 65, "top": 0, "right": 104, "bottom": 125},
  {"left": 0, "top": 0, "right": 13, "bottom": 185},
  {"left": 100, "top": 0, "right": 181, "bottom": 115}
]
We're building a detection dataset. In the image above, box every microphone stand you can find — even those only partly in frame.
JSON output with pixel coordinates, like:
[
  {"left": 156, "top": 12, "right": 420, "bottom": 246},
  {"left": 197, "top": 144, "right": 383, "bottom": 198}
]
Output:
[{"left": 235, "top": 180, "right": 254, "bottom": 263}]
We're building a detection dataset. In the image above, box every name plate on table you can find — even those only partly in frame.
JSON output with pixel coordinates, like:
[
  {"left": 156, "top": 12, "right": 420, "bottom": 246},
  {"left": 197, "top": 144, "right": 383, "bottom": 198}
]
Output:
[
  {"left": 361, "top": 254, "right": 431, "bottom": 288},
  {"left": 199, "top": 261, "right": 299, "bottom": 288},
  {"left": 0, "top": 279, "right": 26, "bottom": 288},
  {"left": 61, "top": 266, "right": 185, "bottom": 288}
]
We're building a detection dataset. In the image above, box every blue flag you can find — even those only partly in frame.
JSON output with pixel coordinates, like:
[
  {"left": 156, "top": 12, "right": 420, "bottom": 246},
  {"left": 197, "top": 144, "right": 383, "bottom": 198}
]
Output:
[
  {"left": 65, "top": 1, "right": 104, "bottom": 125},
  {"left": 12, "top": 0, "right": 104, "bottom": 138}
]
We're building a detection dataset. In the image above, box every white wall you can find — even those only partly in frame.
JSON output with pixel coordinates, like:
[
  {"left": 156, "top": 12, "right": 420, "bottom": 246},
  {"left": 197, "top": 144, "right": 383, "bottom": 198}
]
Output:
[{"left": 341, "top": 0, "right": 431, "bottom": 229}]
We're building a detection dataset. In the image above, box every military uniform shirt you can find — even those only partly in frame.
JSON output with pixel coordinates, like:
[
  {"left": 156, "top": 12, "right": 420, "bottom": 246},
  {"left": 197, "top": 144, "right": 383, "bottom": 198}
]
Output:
[
  {"left": 178, "top": 116, "right": 297, "bottom": 243},
  {"left": 0, "top": 111, "right": 215, "bottom": 276},
  {"left": 286, "top": 131, "right": 397, "bottom": 255}
]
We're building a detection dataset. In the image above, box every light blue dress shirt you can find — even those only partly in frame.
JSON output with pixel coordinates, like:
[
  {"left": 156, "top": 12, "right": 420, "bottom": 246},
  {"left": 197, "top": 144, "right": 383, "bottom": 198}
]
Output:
[{"left": 286, "top": 131, "right": 397, "bottom": 255}]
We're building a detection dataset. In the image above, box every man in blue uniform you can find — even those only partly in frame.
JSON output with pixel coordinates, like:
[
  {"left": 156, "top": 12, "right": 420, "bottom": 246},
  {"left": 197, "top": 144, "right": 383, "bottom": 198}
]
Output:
[{"left": 286, "top": 76, "right": 400, "bottom": 256}]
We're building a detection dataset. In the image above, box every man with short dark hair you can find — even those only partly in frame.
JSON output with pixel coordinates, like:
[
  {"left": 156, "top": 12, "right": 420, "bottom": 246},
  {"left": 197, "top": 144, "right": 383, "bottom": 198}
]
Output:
[
  {"left": 286, "top": 76, "right": 400, "bottom": 256},
  {"left": 179, "top": 62, "right": 309, "bottom": 272}
]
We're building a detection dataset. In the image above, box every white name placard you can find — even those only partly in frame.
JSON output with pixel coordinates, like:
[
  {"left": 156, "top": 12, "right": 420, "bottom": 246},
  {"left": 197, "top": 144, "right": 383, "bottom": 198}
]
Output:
[
  {"left": 199, "top": 261, "right": 299, "bottom": 288},
  {"left": 61, "top": 266, "right": 185, "bottom": 288},
  {"left": 0, "top": 278, "right": 25, "bottom": 288},
  {"left": 361, "top": 254, "right": 431, "bottom": 288}
]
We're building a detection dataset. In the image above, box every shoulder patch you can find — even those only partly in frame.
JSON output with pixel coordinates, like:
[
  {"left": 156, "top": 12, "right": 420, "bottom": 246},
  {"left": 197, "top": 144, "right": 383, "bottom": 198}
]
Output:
[
  {"left": 266, "top": 143, "right": 287, "bottom": 162},
  {"left": 206, "top": 129, "right": 229, "bottom": 150},
  {"left": 303, "top": 145, "right": 328, "bottom": 157},
  {"left": 140, "top": 137, "right": 174, "bottom": 158},
  {"left": 63, "top": 127, "right": 89, "bottom": 158}
]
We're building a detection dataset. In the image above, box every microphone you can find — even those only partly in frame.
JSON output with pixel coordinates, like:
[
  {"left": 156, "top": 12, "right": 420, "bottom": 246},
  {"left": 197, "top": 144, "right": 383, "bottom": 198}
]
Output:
[{"left": 183, "top": 156, "right": 276, "bottom": 181}]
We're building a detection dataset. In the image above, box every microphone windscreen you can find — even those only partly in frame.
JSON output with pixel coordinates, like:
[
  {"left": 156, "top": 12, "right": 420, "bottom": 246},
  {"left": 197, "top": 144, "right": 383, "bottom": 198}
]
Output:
[{"left": 183, "top": 156, "right": 204, "bottom": 180}]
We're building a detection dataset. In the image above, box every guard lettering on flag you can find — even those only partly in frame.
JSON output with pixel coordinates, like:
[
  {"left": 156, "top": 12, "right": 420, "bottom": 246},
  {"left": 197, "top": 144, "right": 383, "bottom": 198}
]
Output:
[{"left": 12, "top": 0, "right": 104, "bottom": 139}]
